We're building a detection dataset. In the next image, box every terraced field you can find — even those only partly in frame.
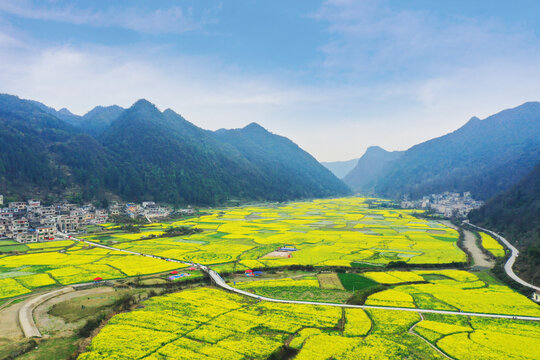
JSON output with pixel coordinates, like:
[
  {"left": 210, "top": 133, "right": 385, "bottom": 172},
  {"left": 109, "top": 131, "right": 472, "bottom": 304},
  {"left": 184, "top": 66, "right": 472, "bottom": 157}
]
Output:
[{"left": 479, "top": 232, "right": 506, "bottom": 258}]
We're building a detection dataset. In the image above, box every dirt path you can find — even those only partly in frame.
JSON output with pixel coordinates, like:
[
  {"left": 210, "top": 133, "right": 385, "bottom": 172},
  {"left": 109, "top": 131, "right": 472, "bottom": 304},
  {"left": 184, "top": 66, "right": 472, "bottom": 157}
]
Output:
[
  {"left": 408, "top": 313, "right": 455, "bottom": 360},
  {"left": 441, "top": 221, "right": 494, "bottom": 269},
  {"left": 0, "top": 299, "right": 25, "bottom": 341}
]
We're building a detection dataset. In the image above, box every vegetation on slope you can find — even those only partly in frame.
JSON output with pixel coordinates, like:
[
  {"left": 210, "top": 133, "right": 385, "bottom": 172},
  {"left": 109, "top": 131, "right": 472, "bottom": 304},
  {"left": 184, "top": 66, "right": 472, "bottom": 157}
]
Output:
[
  {"left": 469, "top": 163, "right": 540, "bottom": 285},
  {"left": 371, "top": 102, "right": 540, "bottom": 200},
  {"left": 0, "top": 94, "right": 349, "bottom": 205}
]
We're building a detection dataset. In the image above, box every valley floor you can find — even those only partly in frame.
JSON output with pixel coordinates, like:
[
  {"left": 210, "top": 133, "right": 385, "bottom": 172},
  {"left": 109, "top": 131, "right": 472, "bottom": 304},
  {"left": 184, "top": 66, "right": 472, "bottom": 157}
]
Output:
[{"left": 0, "top": 197, "right": 539, "bottom": 359}]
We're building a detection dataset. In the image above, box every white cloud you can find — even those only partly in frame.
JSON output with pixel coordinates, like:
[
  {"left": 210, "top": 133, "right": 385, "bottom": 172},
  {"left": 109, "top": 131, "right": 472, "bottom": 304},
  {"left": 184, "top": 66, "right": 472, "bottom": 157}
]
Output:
[{"left": 0, "top": 0, "right": 215, "bottom": 34}]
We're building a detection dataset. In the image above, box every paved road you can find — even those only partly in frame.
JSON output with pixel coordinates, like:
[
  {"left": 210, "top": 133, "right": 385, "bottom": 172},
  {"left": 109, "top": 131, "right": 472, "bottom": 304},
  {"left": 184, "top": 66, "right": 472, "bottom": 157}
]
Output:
[
  {"left": 464, "top": 221, "right": 540, "bottom": 292},
  {"left": 207, "top": 266, "right": 540, "bottom": 321},
  {"left": 60, "top": 233, "right": 540, "bottom": 323}
]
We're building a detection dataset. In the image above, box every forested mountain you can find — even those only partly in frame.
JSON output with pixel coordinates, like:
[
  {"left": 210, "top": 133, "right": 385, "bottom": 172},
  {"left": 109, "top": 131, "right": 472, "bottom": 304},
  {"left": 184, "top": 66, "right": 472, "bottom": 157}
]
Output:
[
  {"left": 343, "top": 146, "right": 403, "bottom": 193},
  {"left": 29, "top": 99, "right": 124, "bottom": 135},
  {"left": 370, "top": 102, "right": 540, "bottom": 200},
  {"left": 321, "top": 158, "right": 359, "bottom": 178},
  {"left": 215, "top": 123, "right": 350, "bottom": 199},
  {"left": 74, "top": 105, "right": 124, "bottom": 135},
  {"left": 468, "top": 164, "right": 540, "bottom": 284},
  {"left": 0, "top": 94, "right": 349, "bottom": 205}
]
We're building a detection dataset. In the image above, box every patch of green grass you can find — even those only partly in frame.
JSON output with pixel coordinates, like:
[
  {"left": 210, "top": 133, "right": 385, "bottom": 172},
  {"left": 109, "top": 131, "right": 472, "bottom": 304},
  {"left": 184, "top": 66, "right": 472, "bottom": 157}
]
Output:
[
  {"left": 241, "top": 285, "right": 351, "bottom": 303},
  {"left": 337, "top": 273, "right": 378, "bottom": 291},
  {"left": 92, "top": 235, "right": 116, "bottom": 241},
  {"left": 473, "top": 270, "right": 504, "bottom": 286},
  {"left": 48, "top": 289, "right": 143, "bottom": 322},
  {"left": 0, "top": 244, "right": 29, "bottom": 253},
  {"left": 350, "top": 261, "right": 382, "bottom": 268},
  {"left": 17, "top": 336, "right": 78, "bottom": 360},
  {"left": 420, "top": 274, "right": 451, "bottom": 281}
]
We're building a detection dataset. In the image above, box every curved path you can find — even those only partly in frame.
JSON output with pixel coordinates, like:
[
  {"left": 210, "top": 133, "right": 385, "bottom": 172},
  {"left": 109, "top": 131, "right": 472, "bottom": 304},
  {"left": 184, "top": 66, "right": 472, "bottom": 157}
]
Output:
[
  {"left": 18, "top": 287, "right": 74, "bottom": 337},
  {"left": 464, "top": 221, "right": 540, "bottom": 292}
]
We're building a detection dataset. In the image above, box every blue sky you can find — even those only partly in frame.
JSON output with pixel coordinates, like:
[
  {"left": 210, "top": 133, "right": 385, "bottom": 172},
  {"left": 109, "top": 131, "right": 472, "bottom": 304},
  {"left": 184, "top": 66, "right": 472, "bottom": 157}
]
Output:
[{"left": 2, "top": 0, "right": 540, "bottom": 161}]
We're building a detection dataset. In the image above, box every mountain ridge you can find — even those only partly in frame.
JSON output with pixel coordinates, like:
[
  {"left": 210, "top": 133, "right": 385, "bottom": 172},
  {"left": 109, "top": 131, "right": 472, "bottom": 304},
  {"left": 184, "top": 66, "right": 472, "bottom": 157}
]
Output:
[
  {"left": 368, "top": 101, "right": 540, "bottom": 200},
  {"left": 0, "top": 94, "right": 350, "bottom": 205}
]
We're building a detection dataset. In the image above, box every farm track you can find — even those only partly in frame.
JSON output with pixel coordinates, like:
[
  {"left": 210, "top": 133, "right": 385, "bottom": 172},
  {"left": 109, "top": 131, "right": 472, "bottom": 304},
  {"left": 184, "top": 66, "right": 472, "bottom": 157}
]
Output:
[
  {"left": 441, "top": 220, "right": 494, "bottom": 269},
  {"left": 408, "top": 313, "right": 455, "bottom": 360},
  {"left": 61, "top": 233, "right": 540, "bottom": 322}
]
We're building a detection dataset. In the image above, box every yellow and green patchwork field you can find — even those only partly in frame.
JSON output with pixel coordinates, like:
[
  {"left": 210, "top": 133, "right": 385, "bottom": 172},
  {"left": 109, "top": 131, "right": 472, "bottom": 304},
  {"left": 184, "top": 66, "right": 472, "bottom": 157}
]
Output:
[
  {"left": 0, "top": 247, "right": 184, "bottom": 297},
  {"left": 82, "top": 197, "right": 465, "bottom": 269},
  {"left": 79, "top": 284, "right": 540, "bottom": 360},
  {"left": 479, "top": 232, "right": 505, "bottom": 257}
]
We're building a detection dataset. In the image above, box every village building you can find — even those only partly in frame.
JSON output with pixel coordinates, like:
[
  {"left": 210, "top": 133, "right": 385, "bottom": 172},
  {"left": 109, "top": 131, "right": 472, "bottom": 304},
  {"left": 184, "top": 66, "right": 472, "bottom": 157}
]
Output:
[
  {"left": 56, "top": 215, "right": 79, "bottom": 233},
  {"left": 15, "top": 231, "right": 38, "bottom": 243}
]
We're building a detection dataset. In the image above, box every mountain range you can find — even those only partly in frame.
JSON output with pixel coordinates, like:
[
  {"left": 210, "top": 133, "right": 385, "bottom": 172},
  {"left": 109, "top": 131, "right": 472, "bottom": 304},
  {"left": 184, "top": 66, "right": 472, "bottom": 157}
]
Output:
[
  {"left": 343, "top": 101, "right": 540, "bottom": 201},
  {"left": 0, "top": 94, "right": 349, "bottom": 205}
]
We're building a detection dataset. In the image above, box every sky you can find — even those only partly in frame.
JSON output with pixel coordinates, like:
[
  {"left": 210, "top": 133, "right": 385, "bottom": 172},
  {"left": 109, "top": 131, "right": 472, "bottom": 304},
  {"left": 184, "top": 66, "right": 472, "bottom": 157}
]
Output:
[{"left": 2, "top": 0, "right": 540, "bottom": 161}]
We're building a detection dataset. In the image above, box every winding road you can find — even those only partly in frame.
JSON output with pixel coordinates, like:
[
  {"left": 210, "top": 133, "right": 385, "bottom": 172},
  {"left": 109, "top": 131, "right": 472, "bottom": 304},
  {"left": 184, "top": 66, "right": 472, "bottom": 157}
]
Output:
[{"left": 464, "top": 221, "right": 540, "bottom": 292}]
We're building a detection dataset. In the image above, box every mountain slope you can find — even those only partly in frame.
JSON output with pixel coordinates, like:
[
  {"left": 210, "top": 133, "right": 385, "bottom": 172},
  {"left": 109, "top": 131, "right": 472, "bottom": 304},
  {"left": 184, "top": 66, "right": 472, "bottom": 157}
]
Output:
[
  {"left": 79, "top": 105, "right": 124, "bottom": 135},
  {"left": 27, "top": 99, "right": 124, "bottom": 135},
  {"left": 0, "top": 94, "right": 349, "bottom": 205},
  {"left": 322, "top": 158, "right": 359, "bottom": 178},
  {"left": 100, "top": 100, "right": 266, "bottom": 204},
  {"left": 373, "top": 102, "right": 540, "bottom": 200},
  {"left": 343, "top": 146, "right": 404, "bottom": 193},
  {"left": 0, "top": 94, "right": 116, "bottom": 200},
  {"left": 214, "top": 123, "right": 351, "bottom": 200},
  {"left": 468, "top": 163, "right": 540, "bottom": 284}
]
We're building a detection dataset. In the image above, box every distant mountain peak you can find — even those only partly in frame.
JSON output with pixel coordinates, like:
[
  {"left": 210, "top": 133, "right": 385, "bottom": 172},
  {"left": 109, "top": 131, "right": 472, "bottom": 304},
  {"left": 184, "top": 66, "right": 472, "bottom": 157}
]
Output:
[
  {"left": 58, "top": 107, "right": 75, "bottom": 116},
  {"left": 131, "top": 98, "right": 158, "bottom": 111},
  {"left": 465, "top": 116, "right": 481, "bottom": 126},
  {"left": 365, "top": 145, "right": 388, "bottom": 154},
  {"left": 243, "top": 122, "right": 267, "bottom": 133},
  {"left": 163, "top": 108, "right": 187, "bottom": 120}
]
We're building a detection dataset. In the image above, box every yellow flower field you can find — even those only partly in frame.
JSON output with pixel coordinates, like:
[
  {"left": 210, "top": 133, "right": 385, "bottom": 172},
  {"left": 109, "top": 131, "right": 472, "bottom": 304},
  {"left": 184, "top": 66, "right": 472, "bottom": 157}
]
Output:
[
  {"left": 480, "top": 232, "right": 505, "bottom": 257},
  {"left": 14, "top": 273, "right": 56, "bottom": 288},
  {"left": 0, "top": 278, "right": 31, "bottom": 299},
  {"left": 81, "top": 197, "right": 466, "bottom": 270},
  {"left": 80, "top": 285, "right": 540, "bottom": 360}
]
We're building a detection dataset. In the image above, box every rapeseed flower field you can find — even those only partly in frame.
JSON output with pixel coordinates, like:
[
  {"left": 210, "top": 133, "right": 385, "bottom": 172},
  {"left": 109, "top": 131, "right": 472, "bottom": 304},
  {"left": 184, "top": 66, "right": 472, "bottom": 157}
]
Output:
[{"left": 2, "top": 197, "right": 537, "bottom": 358}]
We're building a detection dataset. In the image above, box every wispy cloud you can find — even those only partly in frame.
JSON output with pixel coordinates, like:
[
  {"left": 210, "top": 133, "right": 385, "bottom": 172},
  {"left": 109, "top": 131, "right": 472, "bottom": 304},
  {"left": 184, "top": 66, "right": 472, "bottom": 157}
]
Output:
[
  {"left": 0, "top": 0, "right": 218, "bottom": 34},
  {"left": 310, "top": 0, "right": 533, "bottom": 80}
]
